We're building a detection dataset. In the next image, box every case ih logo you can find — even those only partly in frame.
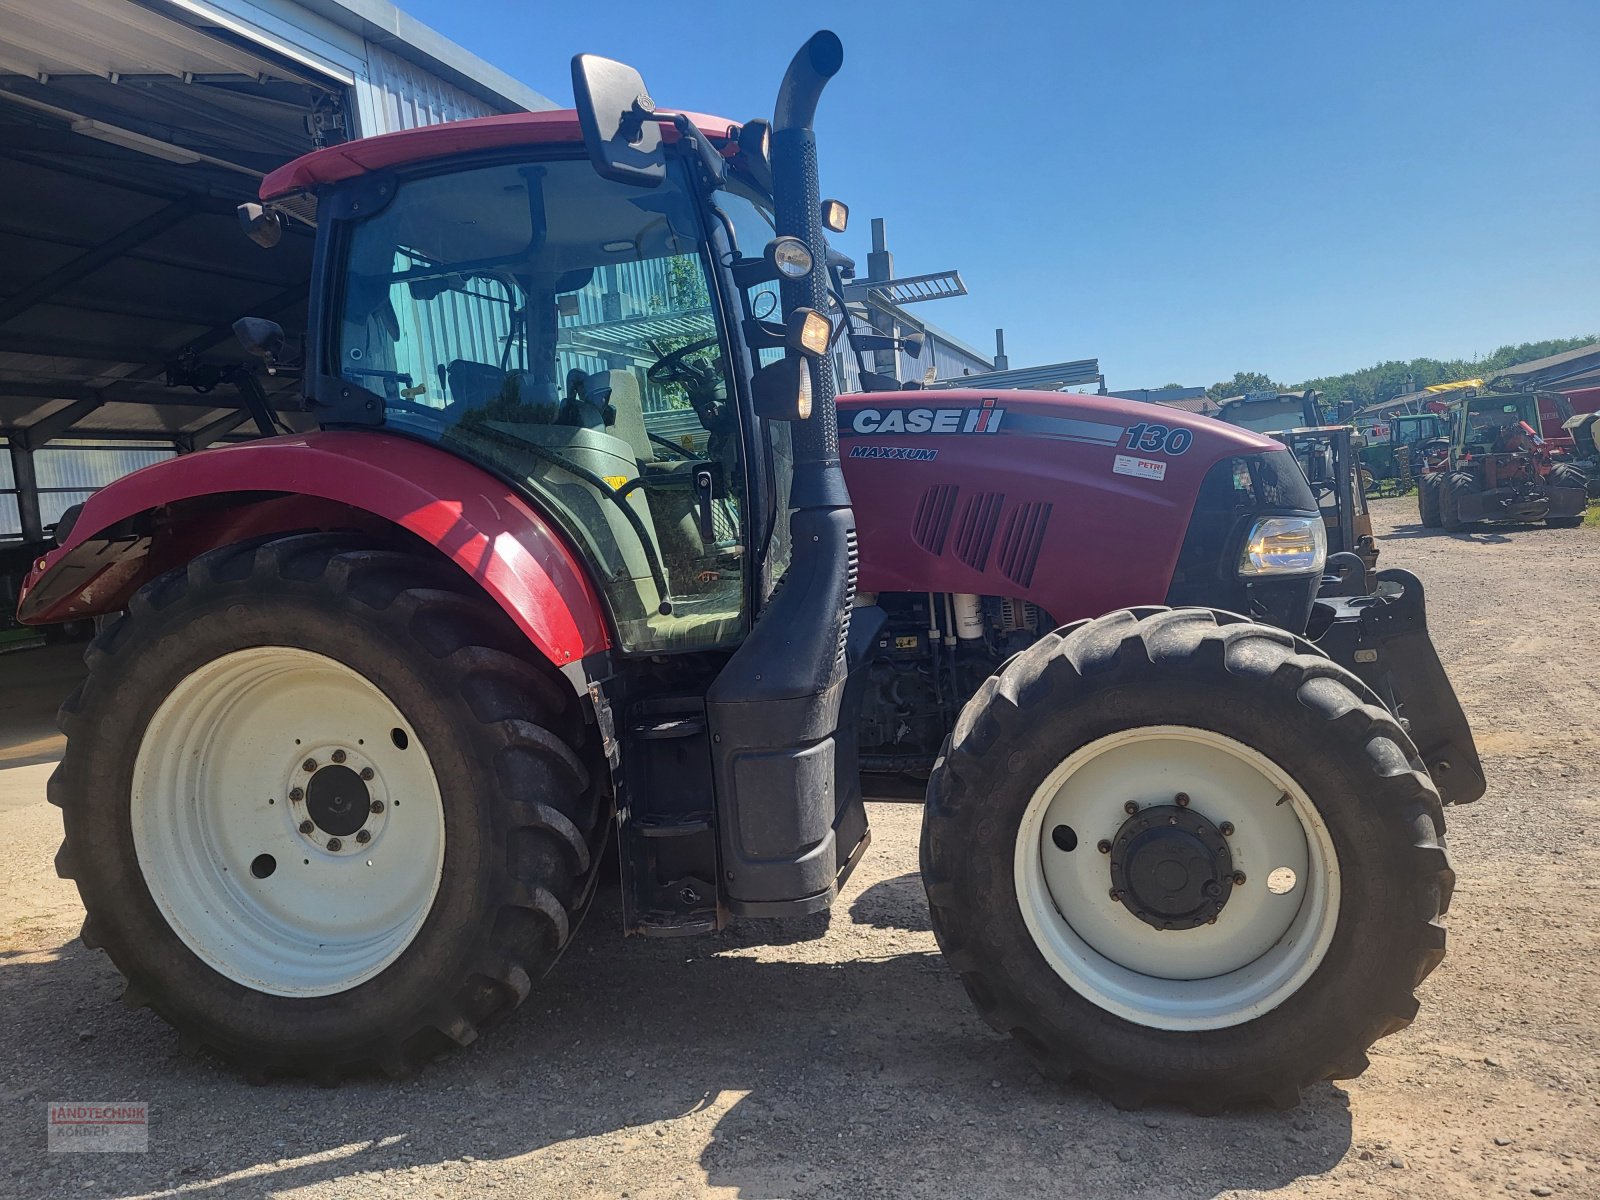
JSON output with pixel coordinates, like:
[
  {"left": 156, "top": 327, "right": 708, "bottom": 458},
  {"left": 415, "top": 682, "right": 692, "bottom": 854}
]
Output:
[{"left": 848, "top": 402, "right": 1005, "bottom": 435}]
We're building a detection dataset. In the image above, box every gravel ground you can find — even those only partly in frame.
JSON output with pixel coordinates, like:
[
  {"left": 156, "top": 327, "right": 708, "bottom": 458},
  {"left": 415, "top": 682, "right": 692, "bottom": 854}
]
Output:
[{"left": 0, "top": 496, "right": 1596, "bottom": 1200}]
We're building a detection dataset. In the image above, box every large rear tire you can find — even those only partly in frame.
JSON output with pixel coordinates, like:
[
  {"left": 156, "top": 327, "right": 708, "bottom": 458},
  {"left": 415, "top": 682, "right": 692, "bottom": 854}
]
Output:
[
  {"left": 1417, "top": 475, "right": 1442, "bottom": 528},
  {"left": 921, "top": 607, "right": 1452, "bottom": 1111},
  {"left": 1547, "top": 465, "right": 1589, "bottom": 526},
  {"left": 1441, "top": 471, "right": 1476, "bottom": 531},
  {"left": 51, "top": 534, "right": 605, "bottom": 1078}
]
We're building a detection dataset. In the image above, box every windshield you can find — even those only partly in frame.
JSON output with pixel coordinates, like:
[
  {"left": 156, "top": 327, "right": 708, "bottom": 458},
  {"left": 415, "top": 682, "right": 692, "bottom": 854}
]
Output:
[
  {"left": 336, "top": 156, "right": 747, "bottom": 654},
  {"left": 1221, "top": 400, "right": 1308, "bottom": 435}
]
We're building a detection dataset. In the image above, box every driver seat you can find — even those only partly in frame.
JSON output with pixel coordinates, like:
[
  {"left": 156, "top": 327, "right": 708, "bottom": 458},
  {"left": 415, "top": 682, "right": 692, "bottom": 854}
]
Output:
[{"left": 586, "top": 369, "right": 653, "bottom": 464}]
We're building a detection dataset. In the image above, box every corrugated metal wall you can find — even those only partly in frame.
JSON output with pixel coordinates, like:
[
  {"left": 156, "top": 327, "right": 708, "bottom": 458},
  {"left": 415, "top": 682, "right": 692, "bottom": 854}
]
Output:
[
  {"left": 359, "top": 43, "right": 499, "bottom": 134},
  {"left": 1, "top": 441, "right": 172, "bottom": 540}
]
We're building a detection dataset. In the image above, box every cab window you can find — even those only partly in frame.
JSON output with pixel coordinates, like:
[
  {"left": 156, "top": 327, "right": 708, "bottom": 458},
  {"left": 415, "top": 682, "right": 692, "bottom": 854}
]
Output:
[{"left": 336, "top": 157, "right": 747, "bottom": 654}]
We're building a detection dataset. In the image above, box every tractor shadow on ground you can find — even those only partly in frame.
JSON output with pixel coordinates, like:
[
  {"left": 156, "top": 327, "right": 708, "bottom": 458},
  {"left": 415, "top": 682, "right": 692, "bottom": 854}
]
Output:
[
  {"left": 848, "top": 870, "right": 933, "bottom": 932},
  {"left": 1, "top": 886, "right": 1354, "bottom": 1200},
  {"left": 1380, "top": 520, "right": 1533, "bottom": 544}
]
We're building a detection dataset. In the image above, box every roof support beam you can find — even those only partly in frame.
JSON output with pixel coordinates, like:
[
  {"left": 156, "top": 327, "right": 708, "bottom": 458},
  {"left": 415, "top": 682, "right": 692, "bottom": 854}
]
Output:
[
  {"left": 13, "top": 395, "right": 104, "bottom": 450},
  {"left": 7, "top": 439, "right": 42, "bottom": 543},
  {"left": 0, "top": 196, "right": 196, "bottom": 326},
  {"left": 176, "top": 407, "right": 248, "bottom": 453}
]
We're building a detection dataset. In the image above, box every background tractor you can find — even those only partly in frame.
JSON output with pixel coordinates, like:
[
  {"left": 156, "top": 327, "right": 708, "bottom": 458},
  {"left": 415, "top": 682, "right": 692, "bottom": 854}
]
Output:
[
  {"left": 1417, "top": 390, "right": 1588, "bottom": 530},
  {"left": 18, "top": 34, "right": 1469, "bottom": 1111},
  {"left": 1358, "top": 411, "right": 1449, "bottom": 497}
]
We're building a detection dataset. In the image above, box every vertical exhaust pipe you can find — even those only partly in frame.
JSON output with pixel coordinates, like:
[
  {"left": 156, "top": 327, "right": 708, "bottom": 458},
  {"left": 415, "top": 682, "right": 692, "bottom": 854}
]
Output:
[{"left": 706, "top": 31, "right": 862, "bottom": 916}]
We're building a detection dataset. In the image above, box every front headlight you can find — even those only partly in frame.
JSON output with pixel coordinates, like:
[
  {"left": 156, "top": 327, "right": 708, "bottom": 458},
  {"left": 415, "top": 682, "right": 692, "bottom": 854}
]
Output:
[{"left": 1238, "top": 516, "right": 1326, "bottom": 577}]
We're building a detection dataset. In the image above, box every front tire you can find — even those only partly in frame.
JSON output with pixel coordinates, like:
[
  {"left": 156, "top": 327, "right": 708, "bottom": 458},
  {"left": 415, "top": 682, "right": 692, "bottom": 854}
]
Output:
[
  {"left": 921, "top": 608, "right": 1453, "bottom": 1111},
  {"left": 51, "top": 534, "right": 605, "bottom": 1077}
]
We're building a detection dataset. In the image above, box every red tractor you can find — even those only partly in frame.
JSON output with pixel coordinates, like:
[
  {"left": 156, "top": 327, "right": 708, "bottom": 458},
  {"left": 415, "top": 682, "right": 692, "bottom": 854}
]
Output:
[
  {"left": 18, "top": 34, "right": 1474, "bottom": 1111},
  {"left": 1417, "top": 390, "right": 1589, "bottom": 530}
]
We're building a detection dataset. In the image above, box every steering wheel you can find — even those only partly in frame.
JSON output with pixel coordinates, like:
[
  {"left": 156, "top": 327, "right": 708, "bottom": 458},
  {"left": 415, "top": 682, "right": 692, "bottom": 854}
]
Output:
[{"left": 647, "top": 336, "right": 721, "bottom": 388}]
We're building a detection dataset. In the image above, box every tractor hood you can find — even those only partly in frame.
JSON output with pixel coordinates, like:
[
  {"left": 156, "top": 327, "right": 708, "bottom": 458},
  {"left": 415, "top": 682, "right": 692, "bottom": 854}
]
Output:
[{"left": 837, "top": 388, "right": 1300, "bottom": 623}]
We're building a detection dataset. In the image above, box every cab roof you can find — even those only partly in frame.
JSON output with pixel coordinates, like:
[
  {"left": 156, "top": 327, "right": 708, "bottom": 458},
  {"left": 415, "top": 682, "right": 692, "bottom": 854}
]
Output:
[{"left": 261, "top": 109, "right": 741, "bottom": 201}]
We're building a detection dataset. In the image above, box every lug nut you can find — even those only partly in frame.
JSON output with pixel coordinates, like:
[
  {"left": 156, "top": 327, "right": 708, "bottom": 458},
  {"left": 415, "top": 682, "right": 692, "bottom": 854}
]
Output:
[
  {"left": 326, "top": 838, "right": 342, "bottom": 852},
  {"left": 1219, "top": 821, "right": 1235, "bottom": 836},
  {"left": 1096, "top": 839, "right": 1112, "bottom": 854},
  {"left": 289, "top": 787, "right": 304, "bottom": 803},
  {"left": 331, "top": 749, "right": 346, "bottom": 764},
  {"left": 370, "top": 800, "right": 385, "bottom": 814},
  {"left": 1175, "top": 792, "right": 1190, "bottom": 807},
  {"left": 1123, "top": 801, "right": 1139, "bottom": 815},
  {"left": 1232, "top": 871, "right": 1247, "bottom": 886},
  {"left": 302, "top": 758, "right": 317, "bottom": 773},
  {"left": 298, "top": 820, "right": 315, "bottom": 835},
  {"left": 1108, "top": 889, "right": 1121, "bottom": 901},
  {"left": 355, "top": 830, "right": 371, "bottom": 845},
  {"left": 360, "top": 767, "right": 374, "bottom": 781}
]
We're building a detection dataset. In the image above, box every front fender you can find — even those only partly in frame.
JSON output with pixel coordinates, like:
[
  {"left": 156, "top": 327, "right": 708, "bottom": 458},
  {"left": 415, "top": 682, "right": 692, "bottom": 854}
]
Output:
[{"left": 17, "top": 432, "right": 611, "bottom": 672}]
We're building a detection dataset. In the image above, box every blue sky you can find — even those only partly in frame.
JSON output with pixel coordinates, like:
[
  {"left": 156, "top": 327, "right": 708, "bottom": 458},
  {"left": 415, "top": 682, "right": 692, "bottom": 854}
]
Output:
[{"left": 401, "top": 0, "right": 1599, "bottom": 390}]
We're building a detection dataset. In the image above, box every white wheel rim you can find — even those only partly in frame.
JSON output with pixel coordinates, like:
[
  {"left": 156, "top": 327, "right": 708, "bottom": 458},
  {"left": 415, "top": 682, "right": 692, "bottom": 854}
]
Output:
[
  {"left": 132, "top": 647, "right": 446, "bottom": 997},
  {"left": 1014, "top": 725, "right": 1340, "bottom": 1031}
]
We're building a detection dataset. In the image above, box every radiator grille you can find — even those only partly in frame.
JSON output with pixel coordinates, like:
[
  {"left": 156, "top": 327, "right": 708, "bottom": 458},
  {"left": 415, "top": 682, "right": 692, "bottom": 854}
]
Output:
[
  {"left": 911, "top": 485, "right": 959, "bottom": 555},
  {"left": 953, "top": 492, "right": 1005, "bottom": 572},
  {"left": 996, "top": 501, "right": 1052, "bottom": 588}
]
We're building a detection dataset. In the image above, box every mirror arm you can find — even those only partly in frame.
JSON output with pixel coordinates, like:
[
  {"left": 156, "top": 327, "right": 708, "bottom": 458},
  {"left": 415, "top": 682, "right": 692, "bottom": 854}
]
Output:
[
  {"left": 670, "top": 113, "right": 728, "bottom": 191},
  {"left": 828, "top": 260, "right": 871, "bottom": 382}
]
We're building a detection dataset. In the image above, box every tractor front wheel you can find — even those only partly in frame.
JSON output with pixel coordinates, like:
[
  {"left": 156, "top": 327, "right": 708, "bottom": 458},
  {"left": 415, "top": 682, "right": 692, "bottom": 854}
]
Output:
[
  {"left": 921, "top": 607, "right": 1452, "bottom": 1111},
  {"left": 50, "top": 534, "right": 604, "bottom": 1078}
]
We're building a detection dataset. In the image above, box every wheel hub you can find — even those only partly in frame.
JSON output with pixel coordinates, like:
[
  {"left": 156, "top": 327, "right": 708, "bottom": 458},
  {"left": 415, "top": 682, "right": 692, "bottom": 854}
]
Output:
[
  {"left": 1109, "top": 804, "right": 1233, "bottom": 930},
  {"left": 306, "top": 765, "right": 370, "bottom": 837},
  {"left": 286, "top": 743, "right": 388, "bottom": 854}
]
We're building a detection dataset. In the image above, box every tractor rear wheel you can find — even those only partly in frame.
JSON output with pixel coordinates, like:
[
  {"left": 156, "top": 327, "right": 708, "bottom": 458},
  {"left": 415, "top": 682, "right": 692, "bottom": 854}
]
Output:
[
  {"left": 50, "top": 534, "right": 604, "bottom": 1078},
  {"left": 921, "top": 607, "right": 1452, "bottom": 1111},
  {"left": 1441, "top": 471, "right": 1476, "bottom": 531},
  {"left": 1547, "top": 465, "right": 1589, "bottom": 527},
  {"left": 1417, "top": 475, "right": 1442, "bottom": 528}
]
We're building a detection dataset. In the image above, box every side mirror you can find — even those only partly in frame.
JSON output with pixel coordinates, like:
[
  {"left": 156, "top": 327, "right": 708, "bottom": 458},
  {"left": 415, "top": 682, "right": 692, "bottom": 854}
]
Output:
[
  {"left": 571, "top": 54, "right": 665, "bottom": 187},
  {"left": 752, "top": 356, "right": 814, "bottom": 422},
  {"left": 737, "top": 119, "right": 773, "bottom": 193},
  {"left": 233, "top": 317, "right": 285, "bottom": 360},
  {"left": 848, "top": 330, "right": 923, "bottom": 359},
  {"left": 236, "top": 202, "right": 282, "bottom": 249}
]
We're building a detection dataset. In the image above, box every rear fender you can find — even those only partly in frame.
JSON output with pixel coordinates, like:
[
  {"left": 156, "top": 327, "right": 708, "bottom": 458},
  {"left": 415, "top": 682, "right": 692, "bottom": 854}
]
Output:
[{"left": 16, "top": 432, "right": 612, "bottom": 681}]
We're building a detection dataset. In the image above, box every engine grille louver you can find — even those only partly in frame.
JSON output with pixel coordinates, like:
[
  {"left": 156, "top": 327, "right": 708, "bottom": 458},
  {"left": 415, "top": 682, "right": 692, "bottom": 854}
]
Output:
[
  {"left": 839, "top": 528, "right": 859, "bottom": 666},
  {"left": 911, "top": 485, "right": 960, "bottom": 555},
  {"left": 953, "top": 492, "right": 1005, "bottom": 572},
  {"left": 997, "top": 501, "right": 1052, "bottom": 588}
]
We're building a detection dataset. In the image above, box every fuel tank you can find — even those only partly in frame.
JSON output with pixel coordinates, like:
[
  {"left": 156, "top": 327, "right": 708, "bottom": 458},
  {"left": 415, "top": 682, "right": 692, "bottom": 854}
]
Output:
[{"left": 837, "top": 389, "right": 1279, "bottom": 622}]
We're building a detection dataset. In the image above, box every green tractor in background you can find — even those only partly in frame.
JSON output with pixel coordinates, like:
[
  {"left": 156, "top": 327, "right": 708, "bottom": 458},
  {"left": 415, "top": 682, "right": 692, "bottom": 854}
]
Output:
[{"left": 1357, "top": 412, "right": 1449, "bottom": 498}]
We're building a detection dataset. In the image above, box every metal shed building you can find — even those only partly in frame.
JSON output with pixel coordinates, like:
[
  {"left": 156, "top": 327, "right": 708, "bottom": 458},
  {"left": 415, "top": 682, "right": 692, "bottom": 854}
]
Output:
[{"left": 0, "top": 0, "right": 552, "bottom": 623}]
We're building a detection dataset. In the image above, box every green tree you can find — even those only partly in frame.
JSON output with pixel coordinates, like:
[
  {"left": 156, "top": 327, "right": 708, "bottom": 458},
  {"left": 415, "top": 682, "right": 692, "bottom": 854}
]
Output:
[{"left": 1206, "top": 370, "right": 1283, "bottom": 400}]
